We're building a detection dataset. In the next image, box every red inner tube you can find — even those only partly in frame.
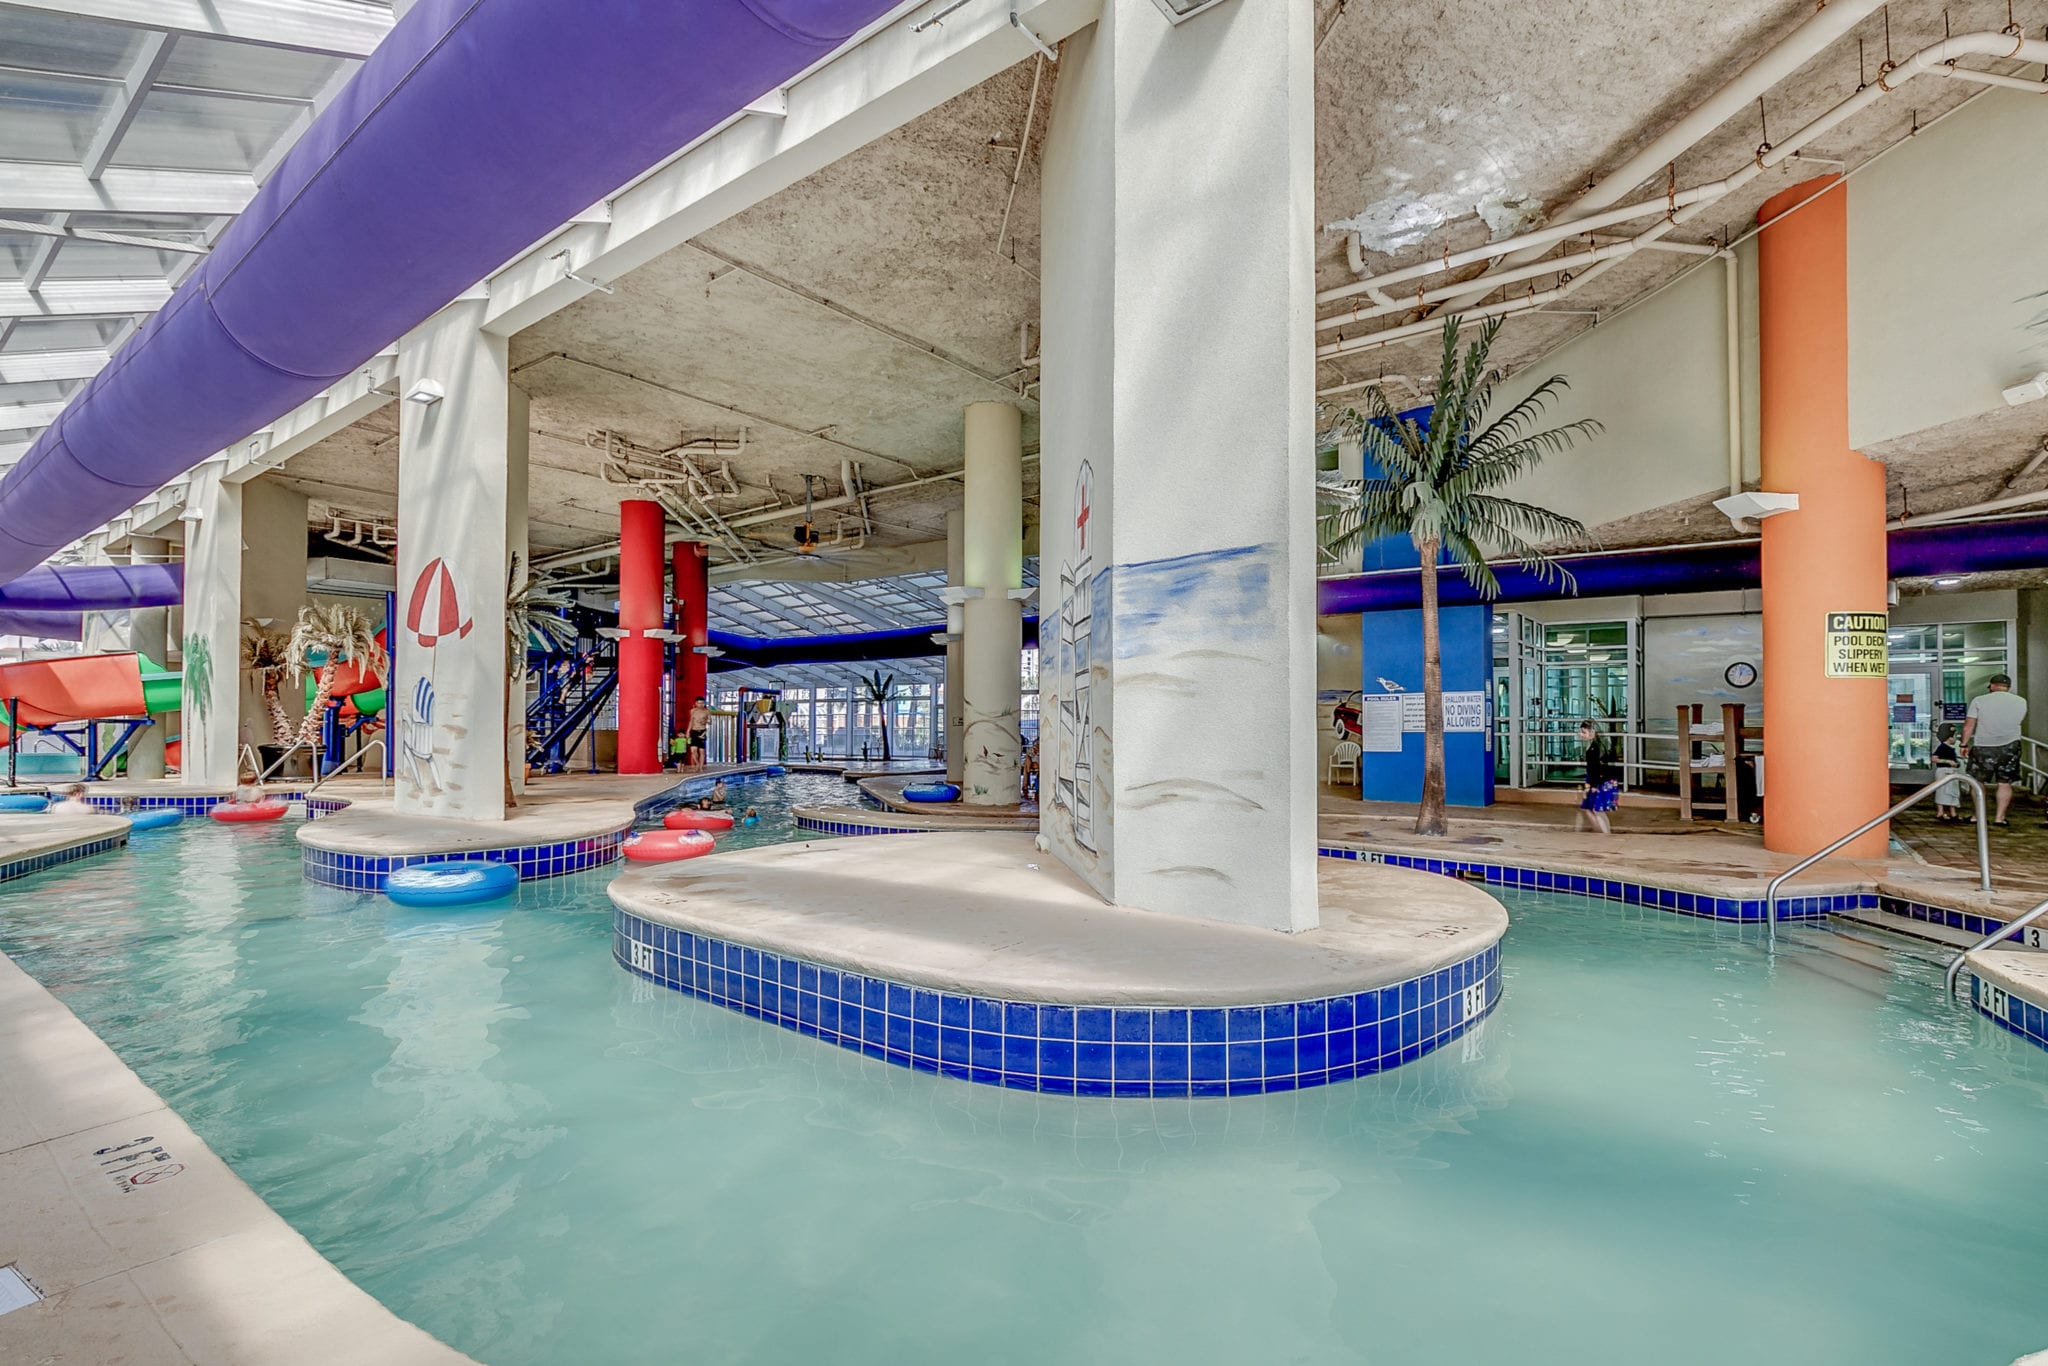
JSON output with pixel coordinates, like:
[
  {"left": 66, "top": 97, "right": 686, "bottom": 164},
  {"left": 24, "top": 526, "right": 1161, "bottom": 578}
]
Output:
[
  {"left": 624, "top": 829, "right": 716, "bottom": 862},
  {"left": 209, "top": 799, "right": 290, "bottom": 823},
  {"left": 664, "top": 809, "right": 735, "bottom": 831}
]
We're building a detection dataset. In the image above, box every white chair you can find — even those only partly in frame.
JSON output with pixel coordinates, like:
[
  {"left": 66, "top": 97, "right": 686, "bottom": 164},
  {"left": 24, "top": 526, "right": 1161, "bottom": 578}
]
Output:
[{"left": 1327, "top": 739, "right": 1362, "bottom": 786}]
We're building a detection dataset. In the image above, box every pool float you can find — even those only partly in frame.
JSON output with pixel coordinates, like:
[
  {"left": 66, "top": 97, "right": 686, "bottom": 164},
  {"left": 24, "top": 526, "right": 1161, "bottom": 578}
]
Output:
[
  {"left": 623, "top": 829, "right": 716, "bottom": 862},
  {"left": 127, "top": 808, "right": 185, "bottom": 831},
  {"left": 664, "top": 809, "right": 734, "bottom": 831},
  {"left": 901, "top": 782, "right": 960, "bottom": 803},
  {"left": 209, "top": 799, "right": 289, "bottom": 823},
  {"left": 385, "top": 860, "right": 519, "bottom": 907},
  {"left": 0, "top": 794, "right": 49, "bottom": 812}
]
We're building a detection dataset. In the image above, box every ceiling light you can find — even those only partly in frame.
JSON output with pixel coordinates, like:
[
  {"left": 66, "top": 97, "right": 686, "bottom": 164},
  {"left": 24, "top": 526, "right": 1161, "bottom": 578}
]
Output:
[
  {"left": 1935, "top": 577, "right": 1964, "bottom": 587},
  {"left": 404, "top": 380, "right": 444, "bottom": 406},
  {"left": 1151, "top": 0, "right": 1232, "bottom": 21}
]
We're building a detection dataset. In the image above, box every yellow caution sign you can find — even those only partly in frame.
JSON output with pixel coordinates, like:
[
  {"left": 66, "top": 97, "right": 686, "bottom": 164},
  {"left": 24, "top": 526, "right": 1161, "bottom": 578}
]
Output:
[{"left": 1823, "top": 610, "right": 1888, "bottom": 678}]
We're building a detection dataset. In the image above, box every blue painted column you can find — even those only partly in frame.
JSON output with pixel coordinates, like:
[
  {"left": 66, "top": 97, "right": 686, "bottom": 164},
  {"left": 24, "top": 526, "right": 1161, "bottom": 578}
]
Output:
[{"left": 1355, "top": 606, "right": 1496, "bottom": 807}]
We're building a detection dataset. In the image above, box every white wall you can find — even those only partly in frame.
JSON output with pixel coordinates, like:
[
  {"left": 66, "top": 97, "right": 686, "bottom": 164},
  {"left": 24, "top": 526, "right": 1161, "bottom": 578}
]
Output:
[
  {"left": 1491, "top": 262, "right": 1736, "bottom": 531},
  {"left": 1849, "top": 91, "right": 2048, "bottom": 448}
]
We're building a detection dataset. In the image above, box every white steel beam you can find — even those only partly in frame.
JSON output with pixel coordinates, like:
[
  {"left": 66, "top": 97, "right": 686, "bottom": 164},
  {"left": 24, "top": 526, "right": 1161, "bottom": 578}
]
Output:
[
  {"left": 82, "top": 32, "right": 176, "bottom": 180},
  {"left": 0, "top": 399, "right": 70, "bottom": 431},
  {"left": 219, "top": 351, "right": 395, "bottom": 483},
  {"left": 482, "top": 0, "right": 1101, "bottom": 336},
  {"left": 16, "top": 213, "right": 68, "bottom": 293},
  {"left": 0, "top": 0, "right": 394, "bottom": 58},
  {"left": 0, "top": 162, "right": 258, "bottom": 216},
  {"left": 0, "top": 277, "right": 172, "bottom": 318},
  {"left": 0, "top": 348, "right": 110, "bottom": 384}
]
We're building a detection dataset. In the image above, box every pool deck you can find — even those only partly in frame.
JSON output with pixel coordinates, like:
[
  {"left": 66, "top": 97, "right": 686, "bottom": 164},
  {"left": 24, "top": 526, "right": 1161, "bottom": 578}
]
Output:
[
  {"left": 0, "top": 948, "right": 474, "bottom": 1365},
  {"left": 610, "top": 831, "right": 1506, "bottom": 1005},
  {"left": 0, "top": 811, "right": 130, "bottom": 882},
  {"left": 1318, "top": 790, "right": 2041, "bottom": 930}
]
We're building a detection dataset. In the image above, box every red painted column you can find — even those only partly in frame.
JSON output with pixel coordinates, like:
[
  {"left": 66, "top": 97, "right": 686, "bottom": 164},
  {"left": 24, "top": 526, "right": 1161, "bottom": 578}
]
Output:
[
  {"left": 1757, "top": 177, "right": 1890, "bottom": 856},
  {"left": 616, "top": 499, "right": 665, "bottom": 775},
  {"left": 673, "top": 540, "right": 708, "bottom": 761}
]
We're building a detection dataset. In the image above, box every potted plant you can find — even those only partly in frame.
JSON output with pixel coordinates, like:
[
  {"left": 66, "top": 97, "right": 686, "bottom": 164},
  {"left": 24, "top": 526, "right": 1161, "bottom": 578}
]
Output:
[
  {"left": 285, "top": 604, "right": 386, "bottom": 775},
  {"left": 1318, "top": 317, "right": 1599, "bottom": 837}
]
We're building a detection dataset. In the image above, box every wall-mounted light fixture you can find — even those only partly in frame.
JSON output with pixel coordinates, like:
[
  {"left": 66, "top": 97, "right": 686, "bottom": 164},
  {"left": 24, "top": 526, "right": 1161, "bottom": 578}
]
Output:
[
  {"left": 404, "top": 380, "right": 445, "bottom": 406},
  {"left": 1151, "top": 0, "right": 1232, "bottom": 23}
]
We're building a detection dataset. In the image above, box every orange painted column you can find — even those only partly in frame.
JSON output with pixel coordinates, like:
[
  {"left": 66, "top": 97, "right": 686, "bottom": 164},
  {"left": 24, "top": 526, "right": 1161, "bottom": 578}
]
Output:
[{"left": 1757, "top": 176, "right": 1890, "bottom": 856}]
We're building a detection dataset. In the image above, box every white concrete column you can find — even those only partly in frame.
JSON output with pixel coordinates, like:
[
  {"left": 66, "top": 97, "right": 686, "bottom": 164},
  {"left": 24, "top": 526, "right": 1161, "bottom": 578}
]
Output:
[
  {"left": 393, "top": 299, "right": 514, "bottom": 820},
  {"left": 179, "top": 463, "right": 245, "bottom": 788},
  {"left": 505, "top": 385, "right": 531, "bottom": 798},
  {"left": 126, "top": 534, "right": 171, "bottom": 779},
  {"left": 1039, "top": 0, "right": 1317, "bottom": 932},
  {"left": 944, "top": 506, "right": 966, "bottom": 783},
  {"left": 960, "top": 402, "right": 1024, "bottom": 805}
]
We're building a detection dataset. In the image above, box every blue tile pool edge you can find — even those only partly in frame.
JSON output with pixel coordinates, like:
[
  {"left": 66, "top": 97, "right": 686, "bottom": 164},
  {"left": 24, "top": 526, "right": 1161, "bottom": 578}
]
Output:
[
  {"left": 0, "top": 832, "right": 128, "bottom": 884},
  {"left": 611, "top": 907, "right": 1502, "bottom": 1097},
  {"left": 1971, "top": 974, "right": 2048, "bottom": 1054},
  {"left": 301, "top": 828, "right": 629, "bottom": 891}
]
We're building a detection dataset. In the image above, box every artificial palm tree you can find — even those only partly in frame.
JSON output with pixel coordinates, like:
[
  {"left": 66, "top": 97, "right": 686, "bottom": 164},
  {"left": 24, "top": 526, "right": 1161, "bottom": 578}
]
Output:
[
  {"left": 285, "top": 603, "right": 386, "bottom": 749},
  {"left": 859, "top": 669, "right": 897, "bottom": 763},
  {"left": 506, "top": 555, "right": 580, "bottom": 807},
  {"left": 1318, "top": 316, "right": 1600, "bottom": 837},
  {"left": 240, "top": 625, "right": 294, "bottom": 746}
]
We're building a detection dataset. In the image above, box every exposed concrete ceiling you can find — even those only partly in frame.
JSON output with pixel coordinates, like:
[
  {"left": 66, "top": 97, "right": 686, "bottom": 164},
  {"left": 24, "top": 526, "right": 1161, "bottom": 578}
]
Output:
[{"left": 277, "top": 0, "right": 2037, "bottom": 585}]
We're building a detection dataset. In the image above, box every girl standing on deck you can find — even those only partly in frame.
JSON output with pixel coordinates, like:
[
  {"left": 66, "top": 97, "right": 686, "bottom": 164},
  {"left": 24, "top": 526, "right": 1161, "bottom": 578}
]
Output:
[{"left": 1575, "top": 720, "right": 1619, "bottom": 836}]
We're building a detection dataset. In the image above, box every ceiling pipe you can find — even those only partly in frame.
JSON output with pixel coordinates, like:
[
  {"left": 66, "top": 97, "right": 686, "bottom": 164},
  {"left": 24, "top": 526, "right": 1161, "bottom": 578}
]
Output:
[
  {"left": 1320, "top": 30, "right": 2048, "bottom": 358},
  {"left": 1416, "top": 0, "right": 1886, "bottom": 313}
]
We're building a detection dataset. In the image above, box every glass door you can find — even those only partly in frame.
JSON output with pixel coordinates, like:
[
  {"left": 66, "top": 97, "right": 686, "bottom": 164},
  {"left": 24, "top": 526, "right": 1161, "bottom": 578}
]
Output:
[{"left": 1886, "top": 664, "right": 1938, "bottom": 782}]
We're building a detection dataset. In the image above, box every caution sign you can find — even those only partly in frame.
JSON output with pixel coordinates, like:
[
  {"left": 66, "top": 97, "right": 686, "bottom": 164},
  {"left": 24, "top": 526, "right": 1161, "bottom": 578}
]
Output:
[{"left": 1823, "top": 610, "right": 1888, "bottom": 678}]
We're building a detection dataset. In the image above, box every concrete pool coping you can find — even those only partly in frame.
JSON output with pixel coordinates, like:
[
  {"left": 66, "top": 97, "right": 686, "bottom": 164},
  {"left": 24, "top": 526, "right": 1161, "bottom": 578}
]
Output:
[
  {"left": 793, "top": 800, "right": 1039, "bottom": 835},
  {"left": 0, "top": 949, "right": 475, "bottom": 1365},
  {"left": 608, "top": 831, "right": 1507, "bottom": 1006},
  {"left": 0, "top": 812, "right": 130, "bottom": 881},
  {"left": 296, "top": 795, "right": 639, "bottom": 857},
  {"left": 854, "top": 774, "right": 1038, "bottom": 822}
]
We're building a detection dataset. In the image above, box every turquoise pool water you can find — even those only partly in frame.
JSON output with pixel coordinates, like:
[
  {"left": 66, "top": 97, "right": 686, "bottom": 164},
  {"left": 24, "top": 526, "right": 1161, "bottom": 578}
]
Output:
[
  {"left": 5, "top": 809, "right": 2047, "bottom": 1365},
  {"left": 633, "top": 767, "right": 858, "bottom": 850}
]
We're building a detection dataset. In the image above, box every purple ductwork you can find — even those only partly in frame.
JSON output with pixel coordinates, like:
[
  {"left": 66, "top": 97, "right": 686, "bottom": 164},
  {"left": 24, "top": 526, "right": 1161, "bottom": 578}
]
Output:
[
  {"left": 1318, "top": 516, "right": 2048, "bottom": 614},
  {"left": 709, "top": 618, "right": 1043, "bottom": 671},
  {"left": 0, "top": 0, "right": 900, "bottom": 584},
  {"left": 0, "top": 612, "right": 84, "bottom": 642},
  {"left": 0, "top": 563, "right": 183, "bottom": 611}
]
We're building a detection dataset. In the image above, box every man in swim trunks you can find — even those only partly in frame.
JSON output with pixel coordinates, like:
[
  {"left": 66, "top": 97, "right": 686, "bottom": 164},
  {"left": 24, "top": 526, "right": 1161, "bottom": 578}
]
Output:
[
  {"left": 686, "top": 699, "right": 710, "bottom": 766},
  {"left": 1962, "top": 673, "right": 2028, "bottom": 827}
]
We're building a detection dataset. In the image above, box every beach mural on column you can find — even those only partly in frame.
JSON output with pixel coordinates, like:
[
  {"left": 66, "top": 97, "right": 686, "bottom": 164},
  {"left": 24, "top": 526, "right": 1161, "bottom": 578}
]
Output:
[
  {"left": 1043, "top": 461, "right": 1289, "bottom": 910},
  {"left": 397, "top": 556, "right": 471, "bottom": 802}
]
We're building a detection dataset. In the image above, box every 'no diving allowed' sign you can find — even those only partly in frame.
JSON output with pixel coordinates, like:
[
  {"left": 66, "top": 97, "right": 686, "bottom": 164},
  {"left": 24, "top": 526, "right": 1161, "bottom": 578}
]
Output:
[{"left": 1823, "top": 611, "right": 1888, "bottom": 678}]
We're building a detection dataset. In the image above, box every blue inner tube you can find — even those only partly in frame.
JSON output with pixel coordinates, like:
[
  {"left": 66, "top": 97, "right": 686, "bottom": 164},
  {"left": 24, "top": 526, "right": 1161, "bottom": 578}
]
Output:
[
  {"left": 128, "top": 808, "right": 184, "bottom": 831},
  {"left": 0, "top": 793, "right": 49, "bottom": 812},
  {"left": 385, "top": 860, "right": 520, "bottom": 908},
  {"left": 901, "top": 782, "right": 960, "bottom": 804}
]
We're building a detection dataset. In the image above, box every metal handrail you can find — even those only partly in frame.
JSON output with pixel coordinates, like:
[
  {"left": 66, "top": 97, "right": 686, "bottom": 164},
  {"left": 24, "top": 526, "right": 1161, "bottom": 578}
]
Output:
[
  {"left": 253, "top": 740, "right": 315, "bottom": 785},
  {"left": 1763, "top": 773, "right": 1991, "bottom": 946},
  {"left": 310, "top": 738, "right": 387, "bottom": 792},
  {"left": 1945, "top": 894, "right": 2048, "bottom": 998}
]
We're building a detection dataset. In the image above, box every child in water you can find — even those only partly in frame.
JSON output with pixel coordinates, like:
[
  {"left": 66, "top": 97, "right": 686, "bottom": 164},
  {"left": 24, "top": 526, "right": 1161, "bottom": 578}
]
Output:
[
  {"left": 49, "top": 783, "right": 94, "bottom": 815},
  {"left": 740, "top": 807, "right": 760, "bottom": 827}
]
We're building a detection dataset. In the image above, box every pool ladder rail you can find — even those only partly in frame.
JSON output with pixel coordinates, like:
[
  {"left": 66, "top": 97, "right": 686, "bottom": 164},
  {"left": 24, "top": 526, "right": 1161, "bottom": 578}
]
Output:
[
  {"left": 1763, "top": 774, "right": 1992, "bottom": 948},
  {"left": 1944, "top": 894, "right": 2048, "bottom": 999}
]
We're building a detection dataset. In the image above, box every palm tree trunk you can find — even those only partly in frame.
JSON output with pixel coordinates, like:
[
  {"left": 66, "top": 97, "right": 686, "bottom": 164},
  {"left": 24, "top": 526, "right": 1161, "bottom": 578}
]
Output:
[
  {"left": 879, "top": 704, "right": 892, "bottom": 762},
  {"left": 504, "top": 667, "right": 522, "bottom": 810},
  {"left": 1417, "top": 543, "right": 1448, "bottom": 837},
  {"left": 299, "top": 665, "right": 337, "bottom": 751},
  {"left": 261, "top": 675, "right": 291, "bottom": 745}
]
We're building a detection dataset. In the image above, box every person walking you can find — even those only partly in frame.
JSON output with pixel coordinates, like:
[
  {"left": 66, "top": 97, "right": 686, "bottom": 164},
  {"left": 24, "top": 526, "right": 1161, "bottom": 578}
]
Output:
[
  {"left": 1575, "top": 720, "right": 1619, "bottom": 836},
  {"left": 1960, "top": 673, "right": 2028, "bottom": 828}
]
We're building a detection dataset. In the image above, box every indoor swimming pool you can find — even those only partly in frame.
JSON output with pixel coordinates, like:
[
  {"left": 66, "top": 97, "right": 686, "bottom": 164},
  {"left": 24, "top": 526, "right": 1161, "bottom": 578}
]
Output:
[
  {"left": 4, "top": 815, "right": 2046, "bottom": 1365},
  {"left": 633, "top": 768, "right": 858, "bottom": 850}
]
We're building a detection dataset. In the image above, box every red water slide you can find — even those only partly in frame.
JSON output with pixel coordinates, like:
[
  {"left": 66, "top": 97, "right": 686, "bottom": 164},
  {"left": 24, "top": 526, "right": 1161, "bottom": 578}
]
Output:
[{"left": 0, "top": 652, "right": 147, "bottom": 746}]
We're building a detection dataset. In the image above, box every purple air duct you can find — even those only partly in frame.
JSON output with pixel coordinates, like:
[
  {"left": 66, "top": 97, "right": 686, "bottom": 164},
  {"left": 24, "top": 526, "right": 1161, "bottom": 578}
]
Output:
[
  {"left": 709, "top": 618, "right": 1043, "bottom": 671},
  {"left": 0, "top": 0, "right": 900, "bottom": 583},
  {"left": 0, "top": 611, "right": 84, "bottom": 642},
  {"left": 1318, "top": 516, "right": 2048, "bottom": 614},
  {"left": 0, "top": 563, "right": 182, "bottom": 611}
]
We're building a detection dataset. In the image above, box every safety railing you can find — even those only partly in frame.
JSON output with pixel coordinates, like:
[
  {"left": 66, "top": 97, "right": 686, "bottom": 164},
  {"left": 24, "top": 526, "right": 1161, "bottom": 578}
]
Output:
[
  {"left": 1944, "top": 894, "right": 2048, "bottom": 999},
  {"left": 310, "top": 739, "right": 387, "bottom": 793},
  {"left": 252, "top": 741, "right": 316, "bottom": 785},
  {"left": 1762, "top": 773, "right": 1991, "bottom": 947}
]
